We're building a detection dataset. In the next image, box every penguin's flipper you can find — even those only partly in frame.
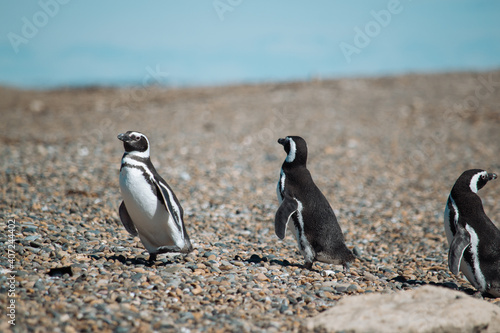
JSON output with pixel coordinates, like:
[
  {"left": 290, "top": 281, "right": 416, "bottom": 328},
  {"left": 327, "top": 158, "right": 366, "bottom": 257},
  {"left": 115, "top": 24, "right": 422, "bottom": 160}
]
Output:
[
  {"left": 448, "top": 223, "right": 471, "bottom": 275},
  {"left": 275, "top": 194, "right": 298, "bottom": 239},
  {"left": 119, "top": 201, "right": 138, "bottom": 236},
  {"left": 154, "top": 179, "right": 184, "bottom": 234}
]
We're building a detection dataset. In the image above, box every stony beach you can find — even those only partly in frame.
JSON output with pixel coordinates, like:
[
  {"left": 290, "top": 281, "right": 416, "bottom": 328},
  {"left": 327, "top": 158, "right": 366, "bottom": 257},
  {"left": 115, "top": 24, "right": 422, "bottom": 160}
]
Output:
[{"left": 1, "top": 71, "right": 500, "bottom": 332}]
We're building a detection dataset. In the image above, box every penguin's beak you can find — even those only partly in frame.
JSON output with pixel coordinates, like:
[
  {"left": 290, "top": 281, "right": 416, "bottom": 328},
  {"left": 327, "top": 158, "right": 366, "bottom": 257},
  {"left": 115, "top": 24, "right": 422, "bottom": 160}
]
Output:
[
  {"left": 117, "top": 133, "right": 131, "bottom": 142},
  {"left": 278, "top": 138, "right": 286, "bottom": 145},
  {"left": 488, "top": 173, "right": 498, "bottom": 181}
]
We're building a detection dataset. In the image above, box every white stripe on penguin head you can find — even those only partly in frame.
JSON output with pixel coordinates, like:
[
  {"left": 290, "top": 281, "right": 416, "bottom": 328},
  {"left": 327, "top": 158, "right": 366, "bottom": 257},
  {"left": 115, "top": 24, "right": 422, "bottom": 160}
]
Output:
[
  {"left": 129, "top": 132, "right": 150, "bottom": 159},
  {"left": 469, "top": 171, "right": 487, "bottom": 193},
  {"left": 286, "top": 137, "right": 296, "bottom": 163}
]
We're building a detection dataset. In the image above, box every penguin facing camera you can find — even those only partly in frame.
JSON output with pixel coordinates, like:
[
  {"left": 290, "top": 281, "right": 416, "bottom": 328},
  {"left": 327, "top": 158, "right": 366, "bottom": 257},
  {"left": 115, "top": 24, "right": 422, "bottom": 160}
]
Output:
[
  {"left": 444, "top": 169, "right": 500, "bottom": 297},
  {"left": 117, "top": 131, "right": 193, "bottom": 264},
  {"left": 275, "top": 136, "right": 355, "bottom": 270}
]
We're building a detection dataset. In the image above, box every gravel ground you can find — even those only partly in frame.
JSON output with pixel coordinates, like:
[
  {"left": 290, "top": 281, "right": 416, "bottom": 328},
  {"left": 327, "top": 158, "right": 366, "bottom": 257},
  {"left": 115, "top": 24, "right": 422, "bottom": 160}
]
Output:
[{"left": 1, "top": 71, "right": 500, "bottom": 332}]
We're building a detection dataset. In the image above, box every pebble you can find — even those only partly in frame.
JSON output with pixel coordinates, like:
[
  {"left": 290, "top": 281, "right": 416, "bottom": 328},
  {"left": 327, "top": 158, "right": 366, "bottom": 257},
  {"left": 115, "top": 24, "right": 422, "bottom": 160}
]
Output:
[
  {"left": 2, "top": 72, "right": 500, "bottom": 332},
  {"left": 363, "top": 271, "right": 379, "bottom": 282},
  {"left": 335, "top": 283, "right": 351, "bottom": 293}
]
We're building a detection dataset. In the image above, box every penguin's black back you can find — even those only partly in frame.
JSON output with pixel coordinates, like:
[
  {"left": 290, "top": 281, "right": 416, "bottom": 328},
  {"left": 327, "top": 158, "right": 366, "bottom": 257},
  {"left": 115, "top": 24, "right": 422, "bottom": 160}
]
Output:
[
  {"left": 451, "top": 170, "right": 500, "bottom": 247},
  {"left": 282, "top": 155, "right": 353, "bottom": 262},
  {"left": 451, "top": 169, "right": 500, "bottom": 285}
]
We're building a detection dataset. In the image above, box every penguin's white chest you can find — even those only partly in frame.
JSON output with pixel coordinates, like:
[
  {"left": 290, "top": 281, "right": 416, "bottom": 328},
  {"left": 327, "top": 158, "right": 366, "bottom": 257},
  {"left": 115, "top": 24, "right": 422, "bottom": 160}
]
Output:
[
  {"left": 120, "top": 167, "right": 159, "bottom": 220},
  {"left": 119, "top": 166, "right": 177, "bottom": 251}
]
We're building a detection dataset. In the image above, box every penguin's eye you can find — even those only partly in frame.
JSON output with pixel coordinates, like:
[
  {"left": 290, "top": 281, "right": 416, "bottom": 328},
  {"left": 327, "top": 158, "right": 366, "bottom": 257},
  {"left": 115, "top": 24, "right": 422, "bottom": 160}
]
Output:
[{"left": 481, "top": 174, "right": 487, "bottom": 180}]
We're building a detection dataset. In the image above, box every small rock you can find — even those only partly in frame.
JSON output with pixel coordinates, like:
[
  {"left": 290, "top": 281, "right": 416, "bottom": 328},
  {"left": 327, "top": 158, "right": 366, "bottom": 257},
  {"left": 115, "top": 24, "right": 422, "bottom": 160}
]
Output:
[
  {"left": 363, "top": 272, "right": 378, "bottom": 282},
  {"left": 34, "top": 279, "right": 45, "bottom": 290},
  {"left": 353, "top": 246, "right": 362, "bottom": 257},
  {"left": 130, "top": 273, "right": 143, "bottom": 282},
  {"left": 256, "top": 273, "right": 269, "bottom": 281},
  {"left": 321, "top": 270, "right": 336, "bottom": 277},
  {"left": 191, "top": 286, "right": 203, "bottom": 295},
  {"left": 347, "top": 284, "right": 359, "bottom": 292},
  {"left": 335, "top": 283, "right": 350, "bottom": 293}
]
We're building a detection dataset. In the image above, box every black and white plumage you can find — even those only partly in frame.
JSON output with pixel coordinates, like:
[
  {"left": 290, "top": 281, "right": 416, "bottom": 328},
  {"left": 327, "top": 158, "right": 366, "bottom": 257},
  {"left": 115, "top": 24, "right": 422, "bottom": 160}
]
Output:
[
  {"left": 118, "top": 131, "right": 192, "bottom": 263},
  {"left": 275, "top": 136, "right": 355, "bottom": 270},
  {"left": 444, "top": 169, "right": 500, "bottom": 297}
]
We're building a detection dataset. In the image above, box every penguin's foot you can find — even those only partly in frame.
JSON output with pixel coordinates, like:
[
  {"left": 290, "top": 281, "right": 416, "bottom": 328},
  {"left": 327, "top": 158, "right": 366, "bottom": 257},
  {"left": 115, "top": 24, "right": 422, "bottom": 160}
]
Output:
[
  {"left": 148, "top": 253, "right": 157, "bottom": 265},
  {"left": 343, "top": 262, "right": 351, "bottom": 274},
  {"left": 303, "top": 261, "right": 313, "bottom": 270},
  {"left": 473, "top": 290, "right": 484, "bottom": 299},
  {"left": 184, "top": 244, "right": 194, "bottom": 254}
]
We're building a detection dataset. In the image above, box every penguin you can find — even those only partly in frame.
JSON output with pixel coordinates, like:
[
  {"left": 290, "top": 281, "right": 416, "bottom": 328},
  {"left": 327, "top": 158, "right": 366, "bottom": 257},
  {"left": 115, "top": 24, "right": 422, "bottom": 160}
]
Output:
[
  {"left": 275, "top": 136, "right": 355, "bottom": 270},
  {"left": 117, "top": 131, "right": 193, "bottom": 263},
  {"left": 444, "top": 169, "right": 500, "bottom": 297}
]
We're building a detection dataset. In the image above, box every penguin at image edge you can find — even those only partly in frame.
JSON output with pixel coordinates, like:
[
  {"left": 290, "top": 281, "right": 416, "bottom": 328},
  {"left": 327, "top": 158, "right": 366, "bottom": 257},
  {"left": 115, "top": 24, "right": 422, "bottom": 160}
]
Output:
[
  {"left": 444, "top": 168, "right": 500, "bottom": 297},
  {"left": 275, "top": 135, "right": 355, "bottom": 270},
  {"left": 117, "top": 131, "right": 193, "bottom": 263}
]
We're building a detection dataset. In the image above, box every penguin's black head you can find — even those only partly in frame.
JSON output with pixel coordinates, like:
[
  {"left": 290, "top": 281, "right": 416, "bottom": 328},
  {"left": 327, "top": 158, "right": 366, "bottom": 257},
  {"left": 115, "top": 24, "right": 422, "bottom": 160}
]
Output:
[
  {"left": 453, "top": 169, "right": 497, "bottom": 194},
  {"left": 278, "top": 136, "right": 307, "bottom": 165},
  {"left": 118, "top": 131, "right": 150, "bottom": 156}
]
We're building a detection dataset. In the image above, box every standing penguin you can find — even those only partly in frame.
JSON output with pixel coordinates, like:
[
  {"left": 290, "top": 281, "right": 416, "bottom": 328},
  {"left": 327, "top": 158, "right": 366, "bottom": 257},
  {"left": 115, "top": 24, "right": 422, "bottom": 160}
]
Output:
[
  {"left": 275, "top": 136, "right": 355, "bottom": 270},
  {"left": 444, "top": 169, "right": 500, "bottom": 297},
  {"left": 117, "top": 131, "right": 193, "bottom": 263}
]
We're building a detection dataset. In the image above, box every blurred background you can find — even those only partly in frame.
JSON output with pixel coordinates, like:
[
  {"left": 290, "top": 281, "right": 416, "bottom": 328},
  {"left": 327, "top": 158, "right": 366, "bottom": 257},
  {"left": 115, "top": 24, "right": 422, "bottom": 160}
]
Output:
[{"left": 1, "top": 0, "right": 499, "bottom": 89}]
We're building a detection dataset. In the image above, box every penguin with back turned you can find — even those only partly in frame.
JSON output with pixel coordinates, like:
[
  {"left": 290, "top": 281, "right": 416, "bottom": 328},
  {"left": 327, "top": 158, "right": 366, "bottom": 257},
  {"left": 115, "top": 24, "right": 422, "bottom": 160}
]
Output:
[
  {"left": 275, "top": 136, "right": 355, "bottom": 270},
  {"left": 118, "top": 131, "right": 193, "bottom": 263},
  {"left": 444, "top": 169, "right": 500, "bottom": 297}
]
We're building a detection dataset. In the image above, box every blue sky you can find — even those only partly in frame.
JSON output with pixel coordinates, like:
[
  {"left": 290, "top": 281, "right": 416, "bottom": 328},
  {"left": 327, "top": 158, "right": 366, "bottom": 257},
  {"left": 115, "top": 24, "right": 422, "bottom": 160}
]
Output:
[{"left": 1, "top": 0, "right": 499, "bottom": 88}]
